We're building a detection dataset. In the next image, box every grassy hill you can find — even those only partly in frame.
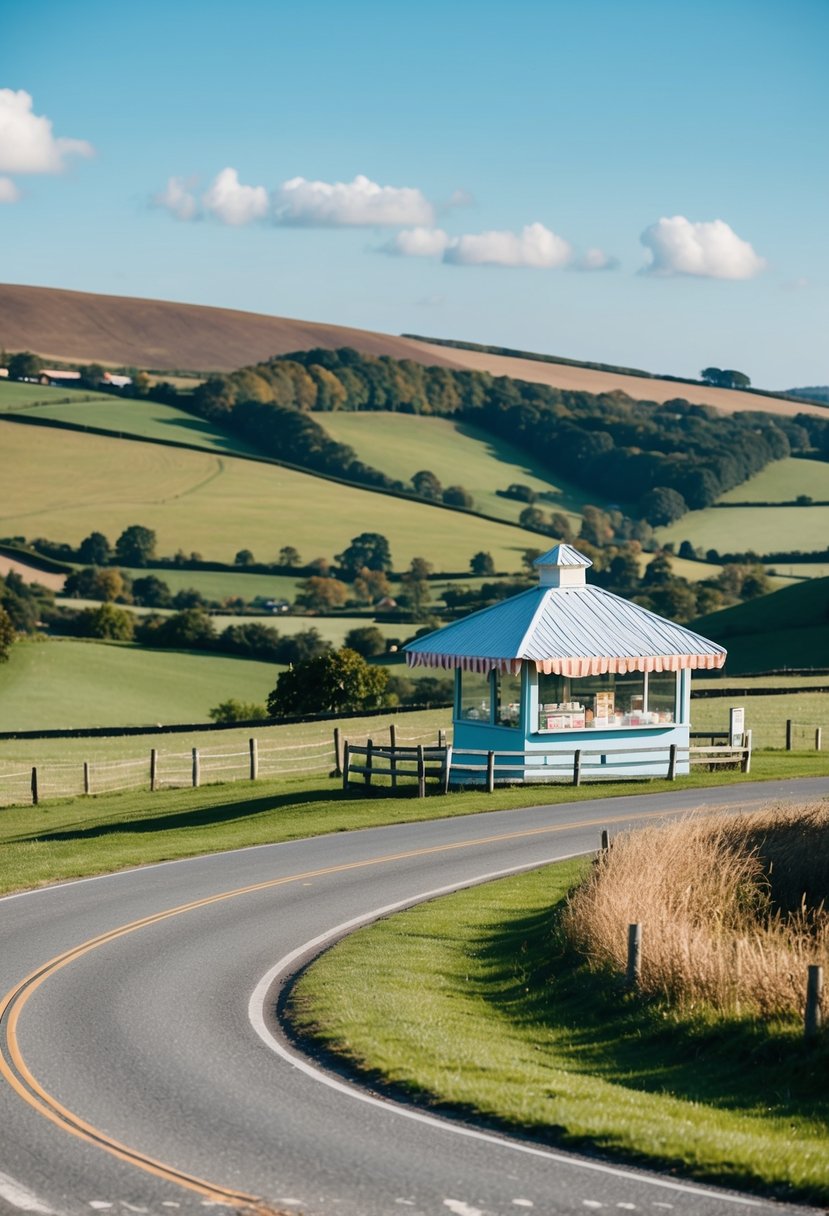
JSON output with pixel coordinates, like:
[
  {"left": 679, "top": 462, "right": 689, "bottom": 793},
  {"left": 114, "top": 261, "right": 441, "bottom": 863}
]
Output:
[
  {"left": 2, "top": 283, "right": 819, "bottom": 421},
  {"left": 0, "top": 420, "right": 542, "bottom": 573},
  {"left": 691, "top": 577, "right": 829, "bottom": 673},
  {"left": 0, "top": 638, "right": 281, "bottom": 730},
  {"left": 656, "top": 457, "right": 829, "bottom": 555}
]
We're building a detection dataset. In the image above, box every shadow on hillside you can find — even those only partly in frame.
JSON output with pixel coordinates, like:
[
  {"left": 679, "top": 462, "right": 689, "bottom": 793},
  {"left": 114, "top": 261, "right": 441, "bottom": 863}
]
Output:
[
  {"left": 16, "top": 786, "right": 353, "bottom": 844},
  {"left": 157, "top": 415, "right": 255, "bottom": 454}
]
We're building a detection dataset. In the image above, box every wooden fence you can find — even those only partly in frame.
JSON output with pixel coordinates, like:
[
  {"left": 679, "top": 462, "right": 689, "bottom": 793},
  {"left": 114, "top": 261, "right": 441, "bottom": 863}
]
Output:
[{"left": 341, "top": 734, "right": 753, "bottom": 796}]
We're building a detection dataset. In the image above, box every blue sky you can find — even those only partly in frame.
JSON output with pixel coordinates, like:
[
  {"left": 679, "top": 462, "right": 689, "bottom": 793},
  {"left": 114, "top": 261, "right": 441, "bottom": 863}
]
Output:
[{"left": 1, "top": 0, "right": 826, "bottom": 387}]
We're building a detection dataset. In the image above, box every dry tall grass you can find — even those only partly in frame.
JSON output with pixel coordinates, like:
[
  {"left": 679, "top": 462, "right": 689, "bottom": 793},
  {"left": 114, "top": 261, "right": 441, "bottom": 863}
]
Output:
[{"left": 562, "top": 802, "right": 829, "bottom": 1019}]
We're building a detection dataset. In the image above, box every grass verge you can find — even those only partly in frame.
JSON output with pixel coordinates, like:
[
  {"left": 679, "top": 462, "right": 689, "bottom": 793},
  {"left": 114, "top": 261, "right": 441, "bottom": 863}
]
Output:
[
  {"left": 287, "top": 858, "right": 829, "bottom": 1205},
  {"left": 0, "top": 751, "right": 824, "bottom": 896}
]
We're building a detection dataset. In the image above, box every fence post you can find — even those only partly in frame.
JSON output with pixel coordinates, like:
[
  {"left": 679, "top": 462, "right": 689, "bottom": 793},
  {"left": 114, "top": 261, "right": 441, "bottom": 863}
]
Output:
[
  {"left": 438, "top": 728, "right": 446, "bottom": 748},
  {"left": 572, "top": 749, "right": 582, "bottom": 787},
  {"left": 626, "top": 923, "right": 642, "bottom": 989},
  {"left": 443, "top": 744, "right": 453, "bottom": 794},
  {"left": 333, "top": 727, "right": 342, "bottom": 777},
  {"left": 786, "top": 719, "right": 792, "bottom": 750},
  {"left": 389, "top": 722, "right": 396, "bottom": 750},
  {"left": 601, "top": 829, "right": 610, "bottom": 852},
  {"left": 389, "top": 724, "right": 398, "bottom": 790},
  {"left": 150, "top": 748, "right": 158, "bottom": 792},
  {"left": 486, "top": 751, "right": 495, "bottom": 793},
  {"left": 364, "top": 738, "right": 373, "bottom": 787},
  {"left": 805, "top": 965, "right": 823, "bottom": 1039},
  {"left": 31, "top": 766, "right": 38, "bottom": 806},
  {"left": 342, "top": 742, "right": 351, "bottom": 790},
  {"left": 667, "top": 743, "right": 677, "bottom": 781},
  {"left": 816, "top": 727, "right": 823, "bottom": 752},
  {"left": 249, "top": 737, "right": 258, "bottom": 781},
  {"left": 83, "top": 761, "right": 90, "bottom": 795},
  {"left": 192, "top": 747, "right": 200, "bottom": 788},
  {"left": 742, "top": 729, "right": 752, "bottom": 775},
  {"left": 417, "top": 744, "right": 426, "bottom": 798}
]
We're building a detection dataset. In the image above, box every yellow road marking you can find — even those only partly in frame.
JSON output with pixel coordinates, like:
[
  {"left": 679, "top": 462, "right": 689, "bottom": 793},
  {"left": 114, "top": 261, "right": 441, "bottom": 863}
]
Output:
[{"left": 0, "top": 801, "right": 729, "bottom": 1208}]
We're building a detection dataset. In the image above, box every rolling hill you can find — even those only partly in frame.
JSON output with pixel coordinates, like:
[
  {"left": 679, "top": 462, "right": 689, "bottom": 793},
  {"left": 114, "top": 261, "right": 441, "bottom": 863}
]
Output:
[
  {"left": 691, "top": 577, "right": 829, "bottom": 673},
  {"left": 1, "top": 283, "right": 823, "bottom": 420}
]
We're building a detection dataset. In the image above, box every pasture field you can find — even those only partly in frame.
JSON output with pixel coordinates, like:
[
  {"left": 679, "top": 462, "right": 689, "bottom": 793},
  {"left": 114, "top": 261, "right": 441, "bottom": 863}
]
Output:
[
  {"left": 0, "top": 421, "right": 541, "bottom": 572},
  {"left": 717, "top": 457, "right": 829, "bottom": 503},
  {"left": 316, "top": 412, "right": 591, "bottom": 525},
  {"left": 112, "top": 567, "right": 303, "bottom": 601},
  {"left": 656, "top": 503, "right": 829, "bottom": 555},
  {"left": 290, "top": 858, "right": 829, "bottom": 1203},
  {"left": 0, "top": 638, "right": 281, "bottom": 730},
  {"left": 0, "top": 393, "right": 261, "bottom": 457},
  {"left": 765, "top": 562, "right": 829, "bottom": 580},
  {"left": 0, "top": 381, "right": 112, "bottom": 408},
  {"left": 690, "top": 691, "right": 827, "bottom": 750}
]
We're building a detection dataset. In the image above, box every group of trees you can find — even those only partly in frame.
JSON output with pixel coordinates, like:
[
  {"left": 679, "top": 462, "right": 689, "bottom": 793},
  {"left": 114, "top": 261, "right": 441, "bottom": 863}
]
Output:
[{"left": 700, "top": 367, "right": 751, "bottom": 389}]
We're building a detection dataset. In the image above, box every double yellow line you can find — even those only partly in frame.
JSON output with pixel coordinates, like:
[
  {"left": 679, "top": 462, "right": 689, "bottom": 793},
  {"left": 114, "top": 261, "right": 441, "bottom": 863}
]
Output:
[{"left": 0, "top": 803, "right": 711, "bottom": 1209}]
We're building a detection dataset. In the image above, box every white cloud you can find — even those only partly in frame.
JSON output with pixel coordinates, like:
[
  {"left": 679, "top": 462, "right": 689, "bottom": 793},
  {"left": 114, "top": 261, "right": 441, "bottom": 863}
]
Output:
[
  {"left": 444, "top": 222, "right": 572, "bottom": 268},
  {"left": 385, "top": 227, "right": 451, "bottom": 257},
  {"left": 153, "top": 175, "right": 199, "bottom": 222},
  {"left": 202, "top": 167, "right": 269, "bottom": 226},
  {"left": 573, "top": 247, "right": 619, "bottom": 272},
  {"left": 274, "top": 173, "right": 434, "bottom": 227},
  {"left": 445, "top": 187, "right": 475, "bottom": 209},
  {"left": 0, "top": 175, "right": 21, "bottom": 203},
  {"left": 640, "top": 215, "right": 765, "bottom": 280},
  {"left": 0, "top": 89, "right": 93, "bottom": 175}
]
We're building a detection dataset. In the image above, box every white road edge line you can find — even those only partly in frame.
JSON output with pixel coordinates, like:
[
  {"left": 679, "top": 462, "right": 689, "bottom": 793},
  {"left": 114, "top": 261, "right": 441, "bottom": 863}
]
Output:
[
  {"left": 0, "top": 1169, "right": 56, "bottom": 1213},
  {"left": 247, "top": 854, "right": 769, "bottom": 1211}
]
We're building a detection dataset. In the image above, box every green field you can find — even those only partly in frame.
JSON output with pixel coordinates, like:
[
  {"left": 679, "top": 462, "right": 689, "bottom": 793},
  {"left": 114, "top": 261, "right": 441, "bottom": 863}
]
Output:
[
  {"left": 0, "top": 638, "right": 281, "bottom": 730},
  {"left": 657, "top": 503, "right": 829, "bottom": 555},
  {"left": 317, "top": 412, "right": 592, "bottom": 525},
  {"left": 0, "top": 381, "right": 113, "bottom": 408},
  {"left": 0, "top": 391, "right": 263, "bottom": 456},
  {"left": 691, "top": 577, "right": 829, "bottom": 674},
  {"left": 765, "top": 562, "right": 829, "bottom": 580},
  {"left": 0, "top": 421, "right": 542, "bottom": 572},
  {"left": 717, "top": 457, "right": 829, "bottom": 503},
  {"left": 290, "top": 861, "right": 829, "bottom": 1204}
]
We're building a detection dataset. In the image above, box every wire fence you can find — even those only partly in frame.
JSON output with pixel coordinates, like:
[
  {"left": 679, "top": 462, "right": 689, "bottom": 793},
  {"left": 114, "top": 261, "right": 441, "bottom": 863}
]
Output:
[{"left": 0, "top": 723, "right": 452, "bottom": 808}]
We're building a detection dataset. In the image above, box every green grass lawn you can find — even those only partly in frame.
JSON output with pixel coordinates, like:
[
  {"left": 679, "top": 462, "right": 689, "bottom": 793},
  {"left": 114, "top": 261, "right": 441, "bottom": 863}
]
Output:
[
  {"left": 288, "top": 860, "right": 829, "bottom": 1205},
  {"left": 717, "top": 457, "right": 829, "bottom": 503},
  {"left": 0, "top": 420, "right": 541, "bottom": 572},
  {"left": 0, "top": 638, "right": 282, "bottom": 730},
  {"left": 316, "top": 412, "right": 593, "bottom": 526},
  {"left": 691, "top": 578, "right": 829, "bottom": 673}
]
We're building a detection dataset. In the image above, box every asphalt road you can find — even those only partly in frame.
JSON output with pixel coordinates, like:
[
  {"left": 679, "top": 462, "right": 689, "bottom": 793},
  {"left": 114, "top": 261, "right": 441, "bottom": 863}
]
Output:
[{"left": 1, "top": 776, "right": 827, "bottom": 1216}]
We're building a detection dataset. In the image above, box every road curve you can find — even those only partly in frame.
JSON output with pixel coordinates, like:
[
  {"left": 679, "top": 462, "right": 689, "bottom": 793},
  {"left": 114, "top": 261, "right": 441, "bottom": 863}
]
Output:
[{"left": 1, "top": 777, "right": 827, "bottom": 1216}]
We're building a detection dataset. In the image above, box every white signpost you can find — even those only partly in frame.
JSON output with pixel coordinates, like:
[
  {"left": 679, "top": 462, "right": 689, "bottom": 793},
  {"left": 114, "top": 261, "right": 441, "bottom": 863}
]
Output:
[{"left": 730, "top": 706, "right": 745, "bottom": 747}]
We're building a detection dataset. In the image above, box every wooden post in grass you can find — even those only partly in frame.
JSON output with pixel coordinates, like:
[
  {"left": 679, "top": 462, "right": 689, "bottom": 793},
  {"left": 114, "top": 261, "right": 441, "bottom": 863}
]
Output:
[
  {"left": 786, "top": 719, "right": 793, "bottom": 750},
  {"left": 486, "top": 751, "right": 495, "bottom": 794},
  {"left": 389, "top": 722, "right": 397, "bottom": 749},
  {"left": 364, "top": 739, "right": 373, "bottom": 787},
  {"left": 389, "top": 723, "right": 398, "bottom": 790},
  {"left": 416, "top": 744, "right": 426, "bottom": 798},
  {"left": 83, "top": 761, "right": 90, "bottom": 796},
  {"left": 601, "top": 829, "right": 610, "bottom": 852},
  {"left": 249, "top": 737, "right": 258, "bottom": 781},
  {"left": 667, "top": 743, "right": 677, "bottom": 781},
  {"left": 572, "top": 749, "right": 582, "bottom": 787},
  {"left": 333, "top": 727, "right": 342, "bottom": 777},
  {"left": 742, "top": 730, "right": 752, "bottom": 774},
  {"left": 31, "top": 767, "right": 38, "bottom": 806},
  {"left": 192, "top": 748, "right": 200, "bottom": 788},
  {"left": 816, "top": 728, "right": 823, "bottom": 752},
  {"left": 342, "top": 742, "right": 351, "bottom": 790},
  {"left": 626, "top": 923, "right": 642, "bottom": 989},
  {"left": 438, "top": 728, "right": 446, "bottom": 748},
  {"left": 805, "top": 965, "right": 823, "bottom": 1038},
  {"left": 150, "top": 748, "right": 158, "bottom": 792}
]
